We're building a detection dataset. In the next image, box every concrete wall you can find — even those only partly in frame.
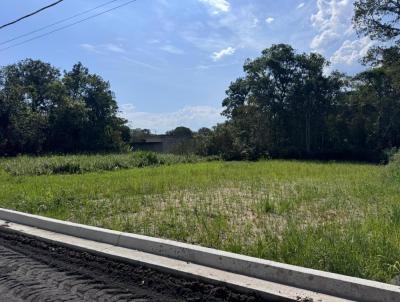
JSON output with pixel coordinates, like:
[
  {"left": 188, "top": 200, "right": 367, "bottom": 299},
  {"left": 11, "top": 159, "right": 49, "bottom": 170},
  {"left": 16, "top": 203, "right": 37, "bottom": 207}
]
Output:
[{"left": 132, "top": 135, "right": 192, "bottom": 153}]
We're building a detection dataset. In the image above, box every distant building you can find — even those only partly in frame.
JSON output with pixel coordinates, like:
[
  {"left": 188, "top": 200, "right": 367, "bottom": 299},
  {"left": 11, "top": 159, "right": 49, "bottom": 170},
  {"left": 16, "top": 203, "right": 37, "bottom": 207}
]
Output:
[{"left": 131, "top": 135, "right": 190, "bottom": 153}]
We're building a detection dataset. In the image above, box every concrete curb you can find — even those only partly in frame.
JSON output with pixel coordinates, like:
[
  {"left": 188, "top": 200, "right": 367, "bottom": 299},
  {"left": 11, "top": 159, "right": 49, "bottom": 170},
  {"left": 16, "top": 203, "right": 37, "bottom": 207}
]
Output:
[
  {"left": 0, "top": 219, "right": 349, "bottom": 302},
  {"left": 0, "top": 208, "right": 399, "bottom": 302}
]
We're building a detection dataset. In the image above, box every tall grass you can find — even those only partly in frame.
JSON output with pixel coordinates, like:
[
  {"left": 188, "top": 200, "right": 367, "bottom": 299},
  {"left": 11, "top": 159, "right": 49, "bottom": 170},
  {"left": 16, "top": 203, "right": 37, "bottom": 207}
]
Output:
[
  {"left": 0, "top": 152, "right": 209, "bottom": 176},
  {"left": 1, "top": 158, "right": 400, "bottom": 283},
  {"left": 387, "top": 151, "right": 400, "bottom": 182}
]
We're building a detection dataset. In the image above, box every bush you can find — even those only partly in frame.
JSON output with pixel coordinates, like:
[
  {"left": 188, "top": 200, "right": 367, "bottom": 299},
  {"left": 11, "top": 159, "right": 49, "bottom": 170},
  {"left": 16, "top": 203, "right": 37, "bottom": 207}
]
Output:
[{"left": 134, "top": 151, "right": 161, "bottom": 167}]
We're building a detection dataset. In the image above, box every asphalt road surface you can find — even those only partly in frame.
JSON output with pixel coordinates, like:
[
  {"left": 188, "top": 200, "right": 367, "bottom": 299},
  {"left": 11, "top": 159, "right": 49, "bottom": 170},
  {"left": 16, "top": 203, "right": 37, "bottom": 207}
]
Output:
[{"left": 0, "top": 229, "right": 262, "bottom": 302}]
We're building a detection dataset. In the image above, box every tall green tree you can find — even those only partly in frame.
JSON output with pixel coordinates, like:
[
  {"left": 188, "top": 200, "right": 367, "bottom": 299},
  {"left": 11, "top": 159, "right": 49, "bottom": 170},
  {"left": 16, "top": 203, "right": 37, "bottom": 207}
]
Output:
[
  {"left": 0, "top": 60, "right": 130, "bottom": 155},
  {"left": 222, "top": 44, "right": 344, "bottom": 159},
  {"left": 351, "top": 0, "right": 400, "bottom": 159},
  {"left": 52, "top": 62, "right": 129, "bottom": 152},
  {"left": 0, "top": 59, "right": 59, "bottom": 154}
]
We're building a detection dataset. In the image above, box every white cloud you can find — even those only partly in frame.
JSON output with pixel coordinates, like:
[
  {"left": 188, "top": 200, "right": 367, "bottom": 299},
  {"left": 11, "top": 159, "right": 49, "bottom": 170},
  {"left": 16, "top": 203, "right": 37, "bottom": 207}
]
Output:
[
  {"left": 195, "top": 61, "right": 239, "bottom": 70},
  {"left": 310, "top": 0, "right": 374, "bottom": 67},
  {"left": 80, "top": 43, "right": 126, "bottom": 54},
  {"left": 185, "top": 5, "right": 270, "bottom": 52},
  {"left": 330, "top": 36, "right": 374, "bottom": 65},
  {"left": 147, "top": 39, "right": 160, "bottom": 44},
  {"left": 252, "top": 17, "right": 260, "bottom": 28},
  {"left": 80, "top": 43, "right": 95, "bottom": 50},
  {"left": 216, "top": 5, "right": 270, "bottom": 50},
  {"left": 211, "top": 46, "right": 236, "bottom": 61},
  {"left": 121, "top": 56, "right": 161, "bottom": 71},
  {"left": 265, "top": 17, "right": 274, "bottom": 24},
  {"left": 160, "top": 45, "right": 185, "bottom": 55},
  {"left": 105, "top": 43, "right": 126, "bottom": 53},
  {"left": 80, "top": 43, "right": 162, "bottom": 70},
  {"left": 310, "top": 0, "right": 354, "bottom": 52},
  {"left": 80, "top": 43, "right": 98, "bottom": 53},
  {"left": 120, "top": 105, "right": 225, "bottom": 133},
  {"left": 297, "top": 3, "right": 305, "bottom": 9},
  {"left": 181, "top": 31, "right": 228, "bottom": 52},
  {"left": 199, "top": 0, "right": 230, "bottom": 14}
]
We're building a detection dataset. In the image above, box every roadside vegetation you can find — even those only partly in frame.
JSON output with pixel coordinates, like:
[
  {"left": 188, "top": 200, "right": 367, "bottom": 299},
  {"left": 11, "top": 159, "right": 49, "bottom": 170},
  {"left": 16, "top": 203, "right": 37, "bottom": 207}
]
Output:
[
  {"left": 1, "top": 155, "right": 400, "bottom": 283},
  {"left": 0, "top": 152, "right": 207, "bottom": 176}
]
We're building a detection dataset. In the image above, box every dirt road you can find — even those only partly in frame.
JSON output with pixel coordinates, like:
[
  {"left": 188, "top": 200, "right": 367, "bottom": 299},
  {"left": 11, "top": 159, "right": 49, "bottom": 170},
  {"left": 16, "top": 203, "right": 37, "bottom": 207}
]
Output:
[{"left": 0, "top": 229, "right": 261, "bottom": 302}]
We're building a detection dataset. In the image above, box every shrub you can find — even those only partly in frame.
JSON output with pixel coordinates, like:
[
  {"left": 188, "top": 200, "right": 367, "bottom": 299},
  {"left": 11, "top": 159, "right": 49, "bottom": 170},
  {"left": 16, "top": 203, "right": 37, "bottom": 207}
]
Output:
[{"left": 134, "top": 151, "right": 161, "bottom": 167}]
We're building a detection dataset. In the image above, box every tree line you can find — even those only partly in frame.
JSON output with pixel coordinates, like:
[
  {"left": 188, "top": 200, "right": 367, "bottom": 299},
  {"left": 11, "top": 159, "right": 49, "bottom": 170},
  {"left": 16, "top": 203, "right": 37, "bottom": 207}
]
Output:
[
  {"left": 0, "top": 61, "right": 130, "bottom": 155},
  {"left": 192, "top": 44, "right": 399, "bottom": 162}
]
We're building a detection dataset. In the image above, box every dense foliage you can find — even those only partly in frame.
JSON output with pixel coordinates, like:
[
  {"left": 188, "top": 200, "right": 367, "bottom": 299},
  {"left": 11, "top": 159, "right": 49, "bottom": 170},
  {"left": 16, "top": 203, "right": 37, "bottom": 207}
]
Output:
[
  {"left": 0, "top": 60, "right": 130, "bottom": 155},
  {"left": 196, "top": 44, "right": 399, "bottom": 162},
  {"left": 220, "top": 45, "right": 346, "bottom": 160}
]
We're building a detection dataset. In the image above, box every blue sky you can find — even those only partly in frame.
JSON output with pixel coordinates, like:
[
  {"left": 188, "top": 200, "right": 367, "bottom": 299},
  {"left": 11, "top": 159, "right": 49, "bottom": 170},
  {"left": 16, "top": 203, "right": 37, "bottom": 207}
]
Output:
[{"left": 0, "top": 0, "right": 373, "bottom": 133}]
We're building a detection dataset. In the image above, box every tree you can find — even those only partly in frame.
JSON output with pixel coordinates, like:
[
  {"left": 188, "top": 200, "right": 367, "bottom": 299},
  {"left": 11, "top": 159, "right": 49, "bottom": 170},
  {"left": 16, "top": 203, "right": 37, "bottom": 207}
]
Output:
[
  {"left": 166, "top": 126, "right": 193, "bottom": 138},
  {"left": 354, "top": 0, "right": 400, "bottom": 43},
  {"left": 353, "top": 0, "right": 400, "bottom": 63},
  {"left": 1, "top": 59, "right": 60, "bottom": 112},
  {"left": 351, "top": 0, "right": 400, "bottom": 161},
  {"left": 47, "top": 97, "right": 90, "bottom": 153},
  {"left": 130, "top": 129, "right": 152, "bottom": 145},
  {"left": 193, "top": 127, "right": 212, "bottom": 156},
  {"left": 0, "top": 59, "right": 130, "bottom": 155},
  {"left": 222, "top": 44, "right": 344, "bottom": 159},
  {"left": 61, "top": 62, "right": 129, "bottom": 152},
  {"left": 345, "top": 59, "right": 400, "bottom": 159},
  {"left": 207, "top": 123, "right": 242, "bottom": 160},
  {"left": 0, "top": 59, "right": 60, "bottom": 154},
  {"left": 197, "top": 127, "right": 212, "bottom": 136}
]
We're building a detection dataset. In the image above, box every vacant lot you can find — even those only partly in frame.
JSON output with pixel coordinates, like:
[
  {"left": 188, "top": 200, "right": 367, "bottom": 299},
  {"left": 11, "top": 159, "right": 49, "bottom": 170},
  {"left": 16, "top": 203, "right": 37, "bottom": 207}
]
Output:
[{"left": 1, "top": 157, "right": 399, "bottom": 283}]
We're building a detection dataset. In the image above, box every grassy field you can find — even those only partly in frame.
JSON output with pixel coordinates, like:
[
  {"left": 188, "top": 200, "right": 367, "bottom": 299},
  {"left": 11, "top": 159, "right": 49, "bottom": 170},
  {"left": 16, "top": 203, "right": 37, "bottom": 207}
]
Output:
[{"left": 1, "top": 156, "right": 400, "bottom": 283}]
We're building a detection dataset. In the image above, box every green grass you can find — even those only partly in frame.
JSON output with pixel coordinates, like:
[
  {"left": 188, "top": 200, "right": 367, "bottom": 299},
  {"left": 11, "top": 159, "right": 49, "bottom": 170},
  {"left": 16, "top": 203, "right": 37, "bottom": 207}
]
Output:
[
  {"left": 1, "top": 156, "right": 400, "bottom": 283},
  {"left": 0, "top": 152, "right": 207, "bottom": 176}
]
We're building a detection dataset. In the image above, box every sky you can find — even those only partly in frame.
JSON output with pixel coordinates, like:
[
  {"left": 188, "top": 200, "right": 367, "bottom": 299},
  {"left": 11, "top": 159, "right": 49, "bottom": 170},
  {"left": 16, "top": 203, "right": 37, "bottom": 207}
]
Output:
[{"left": 0, "top": 0, "right": 373, "bottom": 133}]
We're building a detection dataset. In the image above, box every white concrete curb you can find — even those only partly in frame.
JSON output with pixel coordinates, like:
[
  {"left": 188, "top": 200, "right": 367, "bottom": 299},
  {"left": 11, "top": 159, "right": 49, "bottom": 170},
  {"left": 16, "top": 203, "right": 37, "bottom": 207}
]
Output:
[
  {"left": 0, "top": 208, "right": 399, "bottom": 302},
  {"left": 0, "top": 218, "right": 348, "bottom": 302}
]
